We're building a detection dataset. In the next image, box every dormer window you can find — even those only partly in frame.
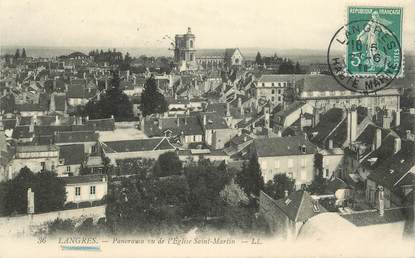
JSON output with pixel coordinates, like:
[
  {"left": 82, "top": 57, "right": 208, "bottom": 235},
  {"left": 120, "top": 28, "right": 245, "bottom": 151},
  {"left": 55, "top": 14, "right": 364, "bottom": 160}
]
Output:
[{"left": 301, "top": 144, "right": 306, "bottom": 153}]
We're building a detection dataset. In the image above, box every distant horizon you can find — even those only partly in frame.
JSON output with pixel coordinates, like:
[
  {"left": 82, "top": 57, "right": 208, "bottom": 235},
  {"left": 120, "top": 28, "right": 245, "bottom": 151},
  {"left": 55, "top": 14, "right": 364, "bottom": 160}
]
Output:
[{"left": 1, "top": 0, "right": 414, "bottom": 50}]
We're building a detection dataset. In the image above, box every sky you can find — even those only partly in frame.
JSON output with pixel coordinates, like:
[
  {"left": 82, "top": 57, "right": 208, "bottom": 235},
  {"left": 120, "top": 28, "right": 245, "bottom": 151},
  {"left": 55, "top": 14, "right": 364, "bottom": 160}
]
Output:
[{"left": 0, "top": 0, "right": 414, "bottom": 50}]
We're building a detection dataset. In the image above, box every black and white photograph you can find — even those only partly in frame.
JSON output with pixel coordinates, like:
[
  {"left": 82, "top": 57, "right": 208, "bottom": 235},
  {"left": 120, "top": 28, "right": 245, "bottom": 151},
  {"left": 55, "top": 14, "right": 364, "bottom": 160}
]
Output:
[{"left": 0, "top": 0, "right": 414, "bottom": 257}]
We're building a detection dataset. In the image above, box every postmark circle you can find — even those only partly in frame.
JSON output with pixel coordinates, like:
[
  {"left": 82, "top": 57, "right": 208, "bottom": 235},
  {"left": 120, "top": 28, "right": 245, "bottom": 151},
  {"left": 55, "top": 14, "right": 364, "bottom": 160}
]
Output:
[{"left": 327, "top": 19, "right": 402, "bottom": 94}]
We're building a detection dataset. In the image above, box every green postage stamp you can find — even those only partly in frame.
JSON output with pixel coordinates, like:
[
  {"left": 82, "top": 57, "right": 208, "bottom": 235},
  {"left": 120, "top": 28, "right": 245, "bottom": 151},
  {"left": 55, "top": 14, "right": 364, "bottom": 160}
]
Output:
[{"left": 346, "top": 6, "right": 403, "bottom": 77}]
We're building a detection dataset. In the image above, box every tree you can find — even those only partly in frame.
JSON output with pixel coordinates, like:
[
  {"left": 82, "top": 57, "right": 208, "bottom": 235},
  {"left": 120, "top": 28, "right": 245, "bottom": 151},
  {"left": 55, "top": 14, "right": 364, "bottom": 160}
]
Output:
[
  {"left": 263, "top": 174, "right": 295, "bottom": 200},
  {"left": 141, "top": 75, "right": 168, "bottom": 117},
  {"left": 14, "top": 49, "right": 20, "bottom": 59},
  {"left": 255, "top": 52, "right": 262, "bottom": 65},
  {"left": 278, "top": 59, "right": 295, "bottom": 74},
  {"left": 153, "top": 152, "right": 182, "bottom": 177},
  {"left": 32, "top": 170, "right": 66, "bottom": 213},
  {"left": 295, "top": 61, "right": 302, "bottom": 74},
  {"left": 220, "top": 181, "right": 249, "bottom": 207},
  {"left": 236, "top": 154, "right": 264, "bottom": 197},
  {"left": 83, "top": 70, "right": 134, "bottom": 121},
  {"left": 21, "top": 48, "right": 27, "bottom": 58},
  {"left": 4, "top": 166, "right": 35, "bottom": 215},
  {"left": 185, "top": 159, "right": 232, "bottom": 217}
]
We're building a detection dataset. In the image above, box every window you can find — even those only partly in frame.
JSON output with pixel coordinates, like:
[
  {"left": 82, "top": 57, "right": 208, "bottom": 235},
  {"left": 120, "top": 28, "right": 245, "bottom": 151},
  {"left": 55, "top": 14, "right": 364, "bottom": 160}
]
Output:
[
  {"left": 190, "top": 40, "right": 193, "bottom": 48},
  {"left": 262, "top": 160, "right": 268, "bottom": 169},
  {"left": 278, "top": 96, "right": 282, "bottom": 101},
  {"left": 262, "top": 83, "right": 265, "bottom": 87},
  {"left": 288, "top": 159, "right": 293, "bottom": 168},
  {"left": 278, "top": 89, "right": 281, "bottom": 94},
  {"left": 301, "top": 159, "right": 307, "bottom": 168},
  {"left": 41, "top": 162, "right": 46, "bottom": 170},
  {"left": 274, "top": 160, "right": 280, "bottom": 169},
  {"left": 90, "top": 186, "right": 96, "bottom": 195},
  {"left": 272, "top": 83, "right": 275, "bottom": 87},
  {"left": 300, "top": 170, "right": 307, "bottom": 181},
  {"left": 75, "top": 187, "right": 81, "bottom": 196},
  {"left": 91, "top": 145, "right": 97, "bottom": 153},
  {"left": 272, "top": 89, "right": 275, "bottom": 94},
  {"left": 66, "top": 166, "right": 71, "bottom": 172}
]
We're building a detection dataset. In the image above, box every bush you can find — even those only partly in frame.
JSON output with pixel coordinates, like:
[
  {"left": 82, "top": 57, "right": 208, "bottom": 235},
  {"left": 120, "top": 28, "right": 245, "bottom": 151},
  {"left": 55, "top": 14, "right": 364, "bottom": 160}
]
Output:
[
  {"left": 64, "top": 202, "right": 77, "bottom": 210},
  {"left": 48, "top": 218, "right": 75, "bottom": 235},
  {"left": 78, "top": 201, "right": 92, "bottom": 208}
]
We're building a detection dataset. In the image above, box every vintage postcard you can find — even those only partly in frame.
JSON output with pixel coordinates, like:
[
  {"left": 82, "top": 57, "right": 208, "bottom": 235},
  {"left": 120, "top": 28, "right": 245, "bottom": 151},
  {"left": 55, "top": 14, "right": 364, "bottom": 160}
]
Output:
[{"left": 0, "top": 0, "right": 414, "bottom": 257}]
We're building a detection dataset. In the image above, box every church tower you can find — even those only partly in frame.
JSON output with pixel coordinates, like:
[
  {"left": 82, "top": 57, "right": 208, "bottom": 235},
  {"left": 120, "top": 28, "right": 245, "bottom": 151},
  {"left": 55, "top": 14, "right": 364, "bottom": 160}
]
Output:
[{"left": 174, "top": 27, "right": 197, "bottom": 71}]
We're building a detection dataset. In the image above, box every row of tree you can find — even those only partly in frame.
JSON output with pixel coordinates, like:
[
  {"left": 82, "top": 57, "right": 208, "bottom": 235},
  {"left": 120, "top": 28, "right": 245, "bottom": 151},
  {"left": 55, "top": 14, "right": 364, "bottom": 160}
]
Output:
[
  {"left": 80, "top": 70, "right": 168, "bottom": 121},
  {"left": 0, "top": 167, "right": 66, "bottom": 216},
  {"left": 104, "top": 151, "right": 294, "bottom": 235},
  {"left": 255, "top": 52, "right": 304, "bottom": 74},
  {"left": 13, "top": 48, "right": 28, "bottom": 59}
]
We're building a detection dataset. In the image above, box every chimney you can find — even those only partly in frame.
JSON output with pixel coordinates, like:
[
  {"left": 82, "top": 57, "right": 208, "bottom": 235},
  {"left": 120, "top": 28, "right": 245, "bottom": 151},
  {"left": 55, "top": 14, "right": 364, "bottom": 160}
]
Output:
[
  {"left": 378, "top": 186, "right": 384, "bottom": 217},
  {"left": 328, "top": 139, "right": 333, "bottom": 149},
  {"left": 406, "top": 130, "right": 412, "bottom": 140},
  {"left": 27, "top": 188, "right": 35, "bottom": 214},
  {"left": 226, "top": 103, "right": 230, "bottom": 117},
  {"left": 86, "top": 116, "right": 89, "bottom": 121},
  {"left": 55, "top": 115, "right": 60, "bottom": 125},
  {"left": 347, "top": 107, "right": 358, "bottom": 145},
  {"left": 158, "top": 118, "right": 163, "bottom": 130},
  {"left": 367, "top": 107, "right": 374, "bottom": 120},
  {"left": 284, "top": 190, "right": 289, "bottom": 199},
  {"left": 312, "top": 108, "right": 320, "bottom": 127},
  {"left": 394, "top": 109, "right": 401, "bottom": 127},
  {"left": 382, "top": 110, "right": 391, "bottom": 129},
  {"left": 277, "top": 129, "right": 282, "bottom": 137},
  {"left": 203, "top": 114, "right": 206, "bottom": 126},
  {"left": 176, "top": 117, "right": 180, "bottom": 126},
  {"left": 78, "top": 116, "right": 83, "bottom": 125},
  {"left": 184, "top": 117, "right": 187, "bottom": 125},
  {"left": 393, "top": 137, "right": 401, "bottom": 154},
  {"left": 29, "top": 120, "right": 35, "bottom": 133},
  {"left": 49, "top": 93, "right": 56, "bottom": 112},
  {"left": 264, "top": 107, "right": 270, "bottom": 129},
  {"left": 374, "top": 128, "right": 382, "bottom": 150},
  {"left": 238, "top": 97, "right": 242, "bottom": 108},
  {"left": 111, "top": 115, "right": 114, "bottom": 120}
]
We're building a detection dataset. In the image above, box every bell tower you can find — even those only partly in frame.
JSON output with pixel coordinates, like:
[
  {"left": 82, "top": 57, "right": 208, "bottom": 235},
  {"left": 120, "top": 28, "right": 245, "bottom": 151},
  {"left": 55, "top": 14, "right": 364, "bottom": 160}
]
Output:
[{"left": 174, "top": 27, "right": 197, "bottom": 71}]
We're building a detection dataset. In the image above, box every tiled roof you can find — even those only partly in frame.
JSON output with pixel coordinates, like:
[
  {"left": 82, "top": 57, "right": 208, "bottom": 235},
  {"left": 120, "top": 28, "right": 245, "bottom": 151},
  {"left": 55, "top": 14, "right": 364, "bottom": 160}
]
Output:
[
  {"left": 17, "top": 103, "right": 48, "bottom": 112},
  {"left": 144, "top": 116, "right": 203, "bottom": 137},
  {"left": 54, "top": 131, "right": 98, "bottom": 143},
  {"left": 266, "top": 190, "right": 326, "bottom": 222},
  {"left": 53, "top": 94, "right": 67, "bottom": 111},
  {"left": 361, "top": 133, "right": 400, "bottom": 170},
  {"left": 341, "top": 208, "right": 408, "bottom": 227},
  {"left": 200, "top": 112, "right": 229, "bottom": 130},
  {"left": 86, "top": 118, "right": 115, "bottom": 131},
  {"left": 367, "top": 140, "right": 415, "bottom": 189},
  {"left": 309, "top": 108, "right": 344, "bottom": 147},
  {"left": 257, "top": 74, "right": 295, "bottom": 83},
  {"left": 59, "top": 144, "right": 85, "bottom": 165},
  {"left": 102, "top": 138, "right": 175, "bottom": 153},
  {"left": 67, "top": 84, "right": 97, "bottom": 99},
  {"left": 254, "top": 135, "right": 317, "bottom": 157},
  {"left": 16, "top": 144, "right": 58, "bottom": 153},
  {"left": 300, "top": 75, "right": 347, "bottom": 92},
  {"left": 61, "top": 174, "right": 107, "bottom": 185},
  {"left": 274, "top": 101, "right": 307, "bottom": 123},
  {"left": 12, "top": 126, "right": 33, "bottom": 139}
]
